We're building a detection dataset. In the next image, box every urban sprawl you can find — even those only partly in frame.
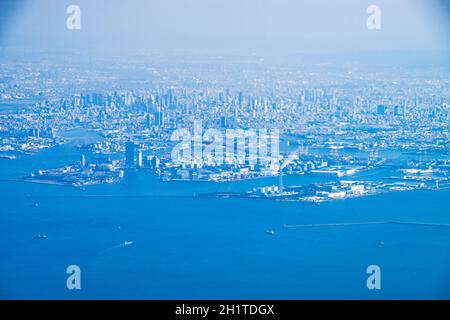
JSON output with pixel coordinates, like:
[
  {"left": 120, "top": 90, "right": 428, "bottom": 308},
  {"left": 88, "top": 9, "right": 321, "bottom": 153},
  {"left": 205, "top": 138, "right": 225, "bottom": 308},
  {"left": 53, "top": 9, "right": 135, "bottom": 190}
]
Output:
[{"left": 0, "top": 55, "right": 449, "bottom": 202}]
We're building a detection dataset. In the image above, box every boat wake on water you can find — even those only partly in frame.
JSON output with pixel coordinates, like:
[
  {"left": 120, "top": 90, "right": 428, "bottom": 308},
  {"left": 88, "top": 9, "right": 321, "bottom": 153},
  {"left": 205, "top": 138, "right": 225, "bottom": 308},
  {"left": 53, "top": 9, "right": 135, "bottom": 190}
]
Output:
[{"left": 97, "top": 241, "right": 134, "bottom": 255}]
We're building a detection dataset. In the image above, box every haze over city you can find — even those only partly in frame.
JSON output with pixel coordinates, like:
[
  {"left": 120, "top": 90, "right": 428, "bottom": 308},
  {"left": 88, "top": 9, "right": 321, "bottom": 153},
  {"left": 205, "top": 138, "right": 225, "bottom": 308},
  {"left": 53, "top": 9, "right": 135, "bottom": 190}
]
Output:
[
  {"left": 0, "top": 0, "right": 448, "bottom": 58},
  {"left": 0, "top": 0, "right": 449, "bottom": 301}
]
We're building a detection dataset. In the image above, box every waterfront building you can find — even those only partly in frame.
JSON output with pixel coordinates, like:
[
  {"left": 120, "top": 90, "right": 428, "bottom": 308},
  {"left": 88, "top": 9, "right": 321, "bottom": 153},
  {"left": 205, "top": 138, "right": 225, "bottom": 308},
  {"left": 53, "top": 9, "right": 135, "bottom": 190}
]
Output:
[{"left": 125, "top": 142, "right": 135, "bottom": 168}]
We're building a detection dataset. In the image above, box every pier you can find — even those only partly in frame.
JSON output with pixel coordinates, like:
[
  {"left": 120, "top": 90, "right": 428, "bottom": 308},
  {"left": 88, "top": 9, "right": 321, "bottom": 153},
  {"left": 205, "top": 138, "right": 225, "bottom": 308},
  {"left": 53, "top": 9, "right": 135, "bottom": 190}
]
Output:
[{"left": 283, "top": 221, "right": 450, "bottom": 229}]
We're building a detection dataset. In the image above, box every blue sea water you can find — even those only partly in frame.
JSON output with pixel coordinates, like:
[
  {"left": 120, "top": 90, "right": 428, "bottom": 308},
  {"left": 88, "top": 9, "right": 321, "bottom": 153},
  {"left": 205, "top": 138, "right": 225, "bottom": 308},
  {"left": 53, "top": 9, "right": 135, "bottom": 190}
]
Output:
[{"left": 0, "top": 145, "right": 449, "bottom": 299}]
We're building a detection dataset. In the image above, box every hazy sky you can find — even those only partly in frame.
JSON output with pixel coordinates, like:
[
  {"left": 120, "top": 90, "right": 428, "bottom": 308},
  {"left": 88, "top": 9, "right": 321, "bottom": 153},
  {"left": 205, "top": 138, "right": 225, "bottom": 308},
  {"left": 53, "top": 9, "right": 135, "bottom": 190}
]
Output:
[{"left": 0, "top": 0, "right": 448, "bottom": 56}]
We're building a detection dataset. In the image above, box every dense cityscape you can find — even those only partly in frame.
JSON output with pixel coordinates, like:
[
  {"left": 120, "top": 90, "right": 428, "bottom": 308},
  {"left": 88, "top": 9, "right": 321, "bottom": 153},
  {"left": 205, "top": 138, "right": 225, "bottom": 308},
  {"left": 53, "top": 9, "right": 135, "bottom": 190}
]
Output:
[
  {"left": 0, "top": 53, "right": 449, "bottom": 202},
  {"left": 1, "top": 0, "right": 449, "bottom": 302}
]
